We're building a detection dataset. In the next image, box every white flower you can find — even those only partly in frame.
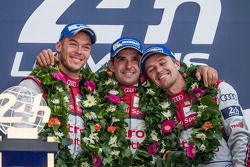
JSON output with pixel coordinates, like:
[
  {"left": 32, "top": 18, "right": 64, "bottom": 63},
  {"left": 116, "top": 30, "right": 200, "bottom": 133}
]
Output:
[
  {"left": 51, "top": 99, "right": 60, "bottom": 104},
  {"left": 112, "top": 117, "right": 120, "bottom": 123},
  {"left": 161, "top": 141, "right": 166, "bottom": 147},
  {"left": 199, "top": 144, "right": 206, "bottom": 152},
  {"left": 109, "top": 135, "right": 118, "bottom": 147},
  {"left": 105, "top": 78, "right": 117, "bottom": 85},
  {"left": 83, "top": 94, "right": 96, "bottom": 107},
  {"left": 109, "top": 90, "right": 119, "bottom": 95},
  {"left": 57, "top": 87, "right": 64, "bottom": 92},
  {"left": 150, "top": 157, "right": 157, "bottom": 165},
  {"left": 198, "top": 105, "right": 208, "bottom": 109},
  {"left": 150, "top": 130, "right": 159, "bottom": 141},
  {"left": 197, "top": 111, "right": 202, "bottom": 117},
  {"left": 89, "top": 133, "right": 99, "bottom": 142},
  {"left": 105, "top": 79, "right": 112, "bottom": 85},
  {"left": 110, "top": 150, "right": 120, "bottom": 156},
  {"left": 160, "top": 148, "right": 166, "bottom": 154},
  {"left": 82, "top": 137, "right": 95, "bottom": 144},
  {"left": 81, "top": 162, "right": 90, "bottom": 167},
  {"left": 142, "top": 81, "right": 151, "bottom": 87},
  {"left": 64, "top": 96, "right": 69, "bottom": 103},
  {"left": 85, "top": 112, "right": 97, "bottom": 120},
  {"left": 98, "top": 148, "right": 103, "bottom": 154},
  {"left": 160, "top": 102, "right": 170, "bottom": 109},
  {"left": 196, "top": 133, "right": 206, "bottom": 140},
  {"left": 54, "top": 132, "right": 64, "bottom": 138},
  {"left": 112, "top": 80, "right": 118, "bottom": 85},
  {"left": 161, "top": 110, "right": 172, "bottom": 118},
  {"left": 107, "top": 105, "right": 116, "bottom": 112},
  {"left": 191, "top": 82, "right": 199, "bottom": 89},
  {"left": 146, "top": 89, "right": 155, "bottom": 96}
]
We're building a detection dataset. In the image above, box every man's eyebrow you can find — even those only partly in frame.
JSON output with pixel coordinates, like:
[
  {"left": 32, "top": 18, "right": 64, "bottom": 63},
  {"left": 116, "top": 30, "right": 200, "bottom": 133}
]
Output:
[
  {"left": 158, "top": 57, "right": 166, "bottom": 61},
  {"left": 68, "top": 38, "right": 77, "bottom": 42},
  {"left": 67, "top": 38, "right": 92, "bottom": 45},
  {"left": 145, "top": 64, "right": 154, "bottom": 72},
  {"left": 115, "top": 55, "right": 125, "bottom": 59}
]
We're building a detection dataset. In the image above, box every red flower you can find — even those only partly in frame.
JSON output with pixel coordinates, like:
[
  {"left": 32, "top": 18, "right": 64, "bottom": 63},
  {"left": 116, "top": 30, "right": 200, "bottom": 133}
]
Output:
[
  {"left": 48, "top": 117, "right": 61, "bottom": 128},
  {"left": 191, "top": 88, "right": 205, "bottom": 101},
  {"left": 147, "top": 141, "right": 159, "bottom": 156},
  {"left": 186, "top": 143, "right": 197, "bottom": 159},
  {"left": 84, "top": 80, "right": 96, "bottom": 93},
  {"left": 93, "top": 155, "right": 103, "bottom": 167},
  {"left": 106, "top": 93, "right": 121, "bottom": 104},
  {"left": 94, "top": 123, "right": 101, "bottom": 132},
  {"left": 51, "top": 72, "right": 67, "bottom": 84},
  {"left": 107, "top": 125, "right": 116, "bottom": 133},
  {"left": 162, "top": 120, "right": 175, "bottom": 136},
  {"left": 202, "top": 121, "right": 213, "bottom": 131}
]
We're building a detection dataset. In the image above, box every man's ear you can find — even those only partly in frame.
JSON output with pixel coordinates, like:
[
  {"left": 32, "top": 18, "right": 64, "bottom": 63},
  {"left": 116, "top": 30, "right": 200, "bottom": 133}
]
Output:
[
  {"left": 108, "top": 60, "right": 115, "bottom": 72},
  {"left": 174, "top": 60, "right": 181, "bottom": 70},
  {"left": 55, "top": 42, "right": 62, "bottom": 54}
]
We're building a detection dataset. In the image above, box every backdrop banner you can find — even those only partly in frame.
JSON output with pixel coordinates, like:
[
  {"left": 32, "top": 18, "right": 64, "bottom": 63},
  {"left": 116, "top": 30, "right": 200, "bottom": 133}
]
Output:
[{"left": 0, "top": 0, "right": 249, "bottom": 113}]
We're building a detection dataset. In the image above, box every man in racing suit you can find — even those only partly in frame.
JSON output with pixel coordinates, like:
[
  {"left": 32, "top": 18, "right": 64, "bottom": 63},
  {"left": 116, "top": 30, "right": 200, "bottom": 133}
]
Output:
[
  {"left": 20, "top": 22, "right": 96, "bottom": 159},
  {"left": 140, "top": 45, "right": 250, "bottom": 167},
  {"left": 108, "top": 37, "right": 146, "bottom": 152}
]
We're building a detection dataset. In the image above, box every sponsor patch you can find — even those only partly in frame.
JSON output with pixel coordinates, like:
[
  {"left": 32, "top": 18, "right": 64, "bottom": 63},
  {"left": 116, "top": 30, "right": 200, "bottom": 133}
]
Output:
[
  {"left": 230, "top": 121, "right": 243, "bottom": 129},
  {"left": 220, "top": 93, "right": 238, "bottom": 102},
  {"left": 171, "top": 95, "right": 183, "bottom": 103},
  {"left": 221, "top": 106, "right": 243, "bottom": 119},
  {"left": 183, "top": 106, "right": 193, "bottom": 117}
]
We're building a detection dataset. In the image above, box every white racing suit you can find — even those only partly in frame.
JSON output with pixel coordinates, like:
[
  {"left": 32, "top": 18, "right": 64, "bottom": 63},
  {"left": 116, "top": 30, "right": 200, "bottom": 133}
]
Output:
[
  {"left": 121, "top": 85, "right": 146, "bottom": 153},
  {"left": 169, "top": 80, "right": 250, "bottom": 167},
  {"left": 20, "top": 70, "right": 84, "bottom": 158}
]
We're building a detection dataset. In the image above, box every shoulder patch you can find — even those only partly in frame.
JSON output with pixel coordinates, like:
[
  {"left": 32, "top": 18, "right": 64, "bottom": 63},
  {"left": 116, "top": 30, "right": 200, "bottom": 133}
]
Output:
[{"left": 221, "top": 106, "right": 243, "bottom": 119}]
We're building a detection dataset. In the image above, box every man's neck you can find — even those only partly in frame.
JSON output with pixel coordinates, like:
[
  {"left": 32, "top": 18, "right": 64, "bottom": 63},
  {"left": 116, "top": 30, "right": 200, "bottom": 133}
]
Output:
[
  {"left": 59, "top": 66, "right": 80, "bottom": 79},
  {"left": 165, "top": 76, "right": 186, "bottom": 96}
]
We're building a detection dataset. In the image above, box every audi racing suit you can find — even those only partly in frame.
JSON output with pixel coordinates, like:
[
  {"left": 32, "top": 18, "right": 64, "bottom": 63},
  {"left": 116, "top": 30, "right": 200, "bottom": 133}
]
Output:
[
  {"left": 122, "top": 85, "right": 146, "bottom": 153},
  {"left": 20, "top": 70, "right": 84, "bottom": 158},
  {"left": 169, "top": 80, "right": 250, "bottom": 167}
]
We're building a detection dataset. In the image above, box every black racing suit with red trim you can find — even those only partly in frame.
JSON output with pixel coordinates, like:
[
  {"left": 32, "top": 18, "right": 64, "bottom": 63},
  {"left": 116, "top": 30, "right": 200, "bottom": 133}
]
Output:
[
  {"left": 20, "top": 70, "right": 84, "bottom": 159},
  {"left": 121, "top": 85, "right": 146, "bottom": 153},
  {"left": 169, "top": 80, "right": 250, "bottom": 167}
]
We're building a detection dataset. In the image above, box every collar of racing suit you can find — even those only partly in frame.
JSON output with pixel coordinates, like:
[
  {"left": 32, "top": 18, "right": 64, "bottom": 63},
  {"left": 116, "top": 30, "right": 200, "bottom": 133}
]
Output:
[
  {"left": 169, "top": 90, "right": 186, "bottom": 103},
  {"left": 60, "top": 70, "right": 80, "bottom": 87},
  {"left": 121, "top": 85, "right": 138, "bottom": 106},
  {"left": 169, "top": 89, "right": 198, "bottom": 129}
]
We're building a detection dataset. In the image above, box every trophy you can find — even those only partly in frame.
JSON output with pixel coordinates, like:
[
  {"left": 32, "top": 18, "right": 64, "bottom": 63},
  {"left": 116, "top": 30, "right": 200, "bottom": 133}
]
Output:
[{"left": 0, "top": 86, "right": 57, "bottom": 167}]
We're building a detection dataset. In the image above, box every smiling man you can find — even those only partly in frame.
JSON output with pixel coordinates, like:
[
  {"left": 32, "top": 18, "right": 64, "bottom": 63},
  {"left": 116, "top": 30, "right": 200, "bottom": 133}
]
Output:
[
  {"left": 19, "top": 23, "right": 96, "bottom": 165},
  {"left": 108, "top": 37, "right": 146, "bottom": 152},
  {"left": 140, "top": 45, "right": 250, "bottom": 167}
]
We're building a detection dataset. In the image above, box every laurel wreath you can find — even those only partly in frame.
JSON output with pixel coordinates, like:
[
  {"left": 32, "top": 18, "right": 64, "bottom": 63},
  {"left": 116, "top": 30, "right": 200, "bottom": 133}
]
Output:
[
  {"left": 80, "top": 68, "right": 131, "bottom": 167},
  {"left": 31, "top": 64, "right": 96, "bottom": 167}
]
